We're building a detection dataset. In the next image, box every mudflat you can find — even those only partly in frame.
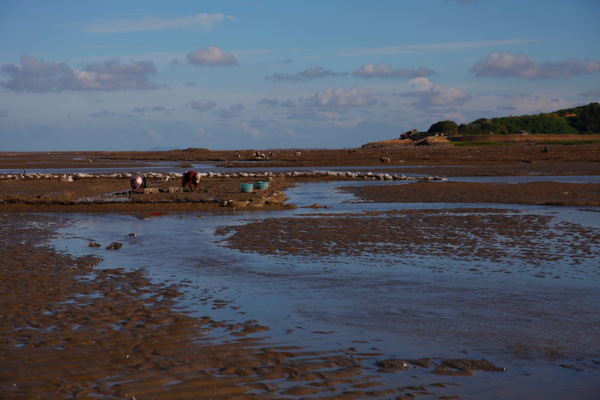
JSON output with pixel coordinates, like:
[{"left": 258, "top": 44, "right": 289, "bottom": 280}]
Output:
[
  {"left": 1, "top": 144, "right": 599, "bottom": 399},
  {"left": 1, "top": 143, "right": 599, "bottom": 211}
]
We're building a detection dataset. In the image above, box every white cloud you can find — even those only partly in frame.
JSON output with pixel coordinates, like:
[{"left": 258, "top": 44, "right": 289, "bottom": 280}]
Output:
[
  {"left": 337, "top": 39, "right": 549, "bottom": 57},
  {"left": 85, "top": 13, "right": 235, "bottom": 33},
  {"left": 305, "top": 87, "right": 377, "bottom": 108},
  {"left": 467, "top": 94, "right": 572, "bottom": 118},
  {"left": 215, "top": 103, "right": 244, "bottom": 119},
  {"left": 470, "top": 51, "right": 600, "bottom": 79},
  {"left": 353, "top": 62, "right": 434, "bottom": 79},
  {"left": 258, "top": 98, "right": 280, "bottom": 107},
  {"left": 399, "top": 78, "right": 471, "bottom": 108},
  {"left": 190, "top": 99, "right": 216, "bottom": 112},
  {"left": 0, "top": 55, "right": 157, "bottom": 92},
  {"left": 186, "top": 46, "right": 239, "bottom": 66},
  {"left": 266, "top": 66, "right": 346, "bottom": 81},
  {"left": 287, "top": 108, "right": 328, "bottom": 121}
]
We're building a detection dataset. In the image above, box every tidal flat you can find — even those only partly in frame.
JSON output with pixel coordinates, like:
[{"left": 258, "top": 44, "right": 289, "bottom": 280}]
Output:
[{"left": 1, "top": 148, "right": 599, "bottom": 399}]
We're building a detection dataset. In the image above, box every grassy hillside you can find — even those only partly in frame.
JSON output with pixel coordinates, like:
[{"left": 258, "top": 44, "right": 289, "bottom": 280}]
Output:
[{"left": 458, "top": 102, "right": 600, "bottom": 135}]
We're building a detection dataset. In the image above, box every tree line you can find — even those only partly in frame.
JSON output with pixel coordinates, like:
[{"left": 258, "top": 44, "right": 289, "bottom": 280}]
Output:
[{"left": 427, "top": 102, "right": 600, "bottom": 136}]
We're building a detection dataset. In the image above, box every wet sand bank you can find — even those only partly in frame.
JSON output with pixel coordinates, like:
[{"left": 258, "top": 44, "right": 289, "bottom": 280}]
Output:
[
  {"left": 342, "top": 181, "right": 600, "bottom": 207},
  {"left": 1, "top": 163, "right": 599, "bottom": 213},
  {"left": 1, "top": 213, "right": 514, "bottom": 399}
]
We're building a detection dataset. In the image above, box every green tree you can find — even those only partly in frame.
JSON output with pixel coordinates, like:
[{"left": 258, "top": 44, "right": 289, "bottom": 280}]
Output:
[
  {"left": 570, "top": 102, "right": 600, "bottom": 133},
  {"left": 427, "top": 120, "right": 459, "bottom": 135}
]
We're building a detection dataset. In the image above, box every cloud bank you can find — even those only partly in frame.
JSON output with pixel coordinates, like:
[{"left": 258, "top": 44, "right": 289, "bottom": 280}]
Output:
[
  {"left": 85, "top": 13, "right": 235, "bottom": 33},
  {"left": 471, "top": 51, "right": 600, "bottom": 79},
  {"left": 400, "top": 78, "right": 471, "bottom": 108},
  {"left": 353, "top": 63, "right": 434, "bottom": 79},
  {"left": 305, "top": 87, "right": 377, "bottom": 108},
  {"left": 190, "top": 100, "right": 217, "bottom": 112},
  {"left": 186, "top": 46, "right": 239, "bottom": 66},
  {"left": 1, "top": 55, "right": 157, "bottom": 92},
  {"left": 267, "top": 66, "right": 346, "bottom": 81}
]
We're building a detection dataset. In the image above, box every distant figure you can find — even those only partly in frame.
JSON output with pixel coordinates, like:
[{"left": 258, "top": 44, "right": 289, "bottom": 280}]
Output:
[
  {"left": 130, "top": 174, "right": 147, "bottom": 192},
  {"left": 182, "top": 171, "right": 201, "bottom": 192}
]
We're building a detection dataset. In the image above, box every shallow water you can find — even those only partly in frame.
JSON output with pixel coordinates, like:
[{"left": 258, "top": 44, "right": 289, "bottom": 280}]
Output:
[{"left": 49, "top": 178, "right": 600, "bottom": 399}]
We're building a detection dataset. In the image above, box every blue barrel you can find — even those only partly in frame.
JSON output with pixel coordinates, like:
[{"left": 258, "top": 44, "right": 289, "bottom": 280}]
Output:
[
  {"left": 240, "top": 183, "right": 254, "bottom": 193},
  {"left": 254, "top": 181, "right": 269, "bottom": 190}
]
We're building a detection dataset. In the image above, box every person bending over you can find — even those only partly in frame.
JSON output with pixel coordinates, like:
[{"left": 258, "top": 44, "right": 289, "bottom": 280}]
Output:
[
  {"left": 182, "top": 171, "right": 201, "bottom": 192},
  {"left": 130, "top": 174, "right": 147, "bottom": 192}
]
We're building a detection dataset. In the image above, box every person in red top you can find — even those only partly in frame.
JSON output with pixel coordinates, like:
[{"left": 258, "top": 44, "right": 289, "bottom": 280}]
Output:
[{"left": 182, "top": 171, "right": 201, "bottom": 192}]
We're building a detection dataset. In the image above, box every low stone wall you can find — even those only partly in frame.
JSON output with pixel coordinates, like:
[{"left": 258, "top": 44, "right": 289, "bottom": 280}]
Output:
[{"left": 0, "top": 170, "right": 447, "bottom": 182}]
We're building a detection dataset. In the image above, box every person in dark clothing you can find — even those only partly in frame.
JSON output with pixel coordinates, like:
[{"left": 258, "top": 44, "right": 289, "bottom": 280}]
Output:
[{"left": 182, "top": 171, "right": 201, "bottom": 192}]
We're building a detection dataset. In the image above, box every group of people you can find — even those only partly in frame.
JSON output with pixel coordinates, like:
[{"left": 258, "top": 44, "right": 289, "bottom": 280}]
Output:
[{"left": 129, "top": 171, "right": 201, "bottom": 193}]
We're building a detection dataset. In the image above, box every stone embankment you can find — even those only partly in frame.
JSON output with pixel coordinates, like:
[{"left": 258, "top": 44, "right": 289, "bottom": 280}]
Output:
[{"left": 0, "top": 170, "right": 447, "bottom": 182}]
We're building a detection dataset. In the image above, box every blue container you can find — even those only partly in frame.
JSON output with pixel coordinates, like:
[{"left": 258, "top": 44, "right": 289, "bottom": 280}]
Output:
[
  {"left": 240, "top": 183, "right": 254, "bottom": 193},
  {"left": 254, "top": 181, "right": 269, "bottom": 190}
]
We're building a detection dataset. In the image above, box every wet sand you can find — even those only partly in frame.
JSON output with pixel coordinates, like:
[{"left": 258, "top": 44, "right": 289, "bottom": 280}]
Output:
[
  {"left": 1, "top": 214, "right": 510, "bottom": 399},
  {"left": 216, "top": 208, "right": 600, "bottom": 280},
  {"left": 342, "top": 181, "right": 600, "bottom": 207},
  {"left": 1, "top": 147, "right": 600, "bottom": 398},
  {"left": 0, "top": 174, "right": 296, "bottom": 213}
]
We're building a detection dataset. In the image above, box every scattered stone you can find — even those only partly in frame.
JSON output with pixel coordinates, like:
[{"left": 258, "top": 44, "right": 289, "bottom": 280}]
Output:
[
  {"left": 106, "top": 242, "right": 123, "bottom": 250},
  {"left": 560, "top": 364, "right": 584, "bottom": 371},
  {"left": 88, "top": 242, "right": 101, "bottom": 247},
  {"left": 436, "top": 359, "right": 506, "bottom": 373},
  {"left": 376, "top": 358, "right": 408, "bottom": 370},
  {"left": 227, "top": 200, "right": 250, "bottom": 208}
]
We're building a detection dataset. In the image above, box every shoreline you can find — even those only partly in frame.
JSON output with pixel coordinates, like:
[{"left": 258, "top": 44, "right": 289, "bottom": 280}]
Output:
[{"left": 2, "top": 159, "right": 599, "bottom": 213}]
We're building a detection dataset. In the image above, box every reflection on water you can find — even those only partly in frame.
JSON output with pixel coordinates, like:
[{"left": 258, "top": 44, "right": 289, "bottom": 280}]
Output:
[{"left": 50, "top": 178, "right": 600, "bottom": 399}]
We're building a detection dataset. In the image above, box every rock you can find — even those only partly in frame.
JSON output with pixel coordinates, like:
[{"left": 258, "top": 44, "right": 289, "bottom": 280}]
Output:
[
  {"left": 248, "top": 200, "right": 266, "bottom": 208},
  {"left": 106, "top": 242, "right": 123, "bottom": 250},
  {"left": 438, "top": 359, "right": 506, "bottom": 372},
  {"left": 376, "top": 358, "right": 408, "bottom": 370},
  {"left": 227, "top": 200, "right": 249, "bottom": 208},
  {"left": 263, "top": 191, "right": 287, "bottom": 204}
]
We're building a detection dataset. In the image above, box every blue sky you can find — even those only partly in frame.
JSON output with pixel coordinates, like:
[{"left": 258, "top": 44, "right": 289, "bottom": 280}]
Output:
[{"left": 1, "top": 0, "right": 599, "bottom": 151}]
